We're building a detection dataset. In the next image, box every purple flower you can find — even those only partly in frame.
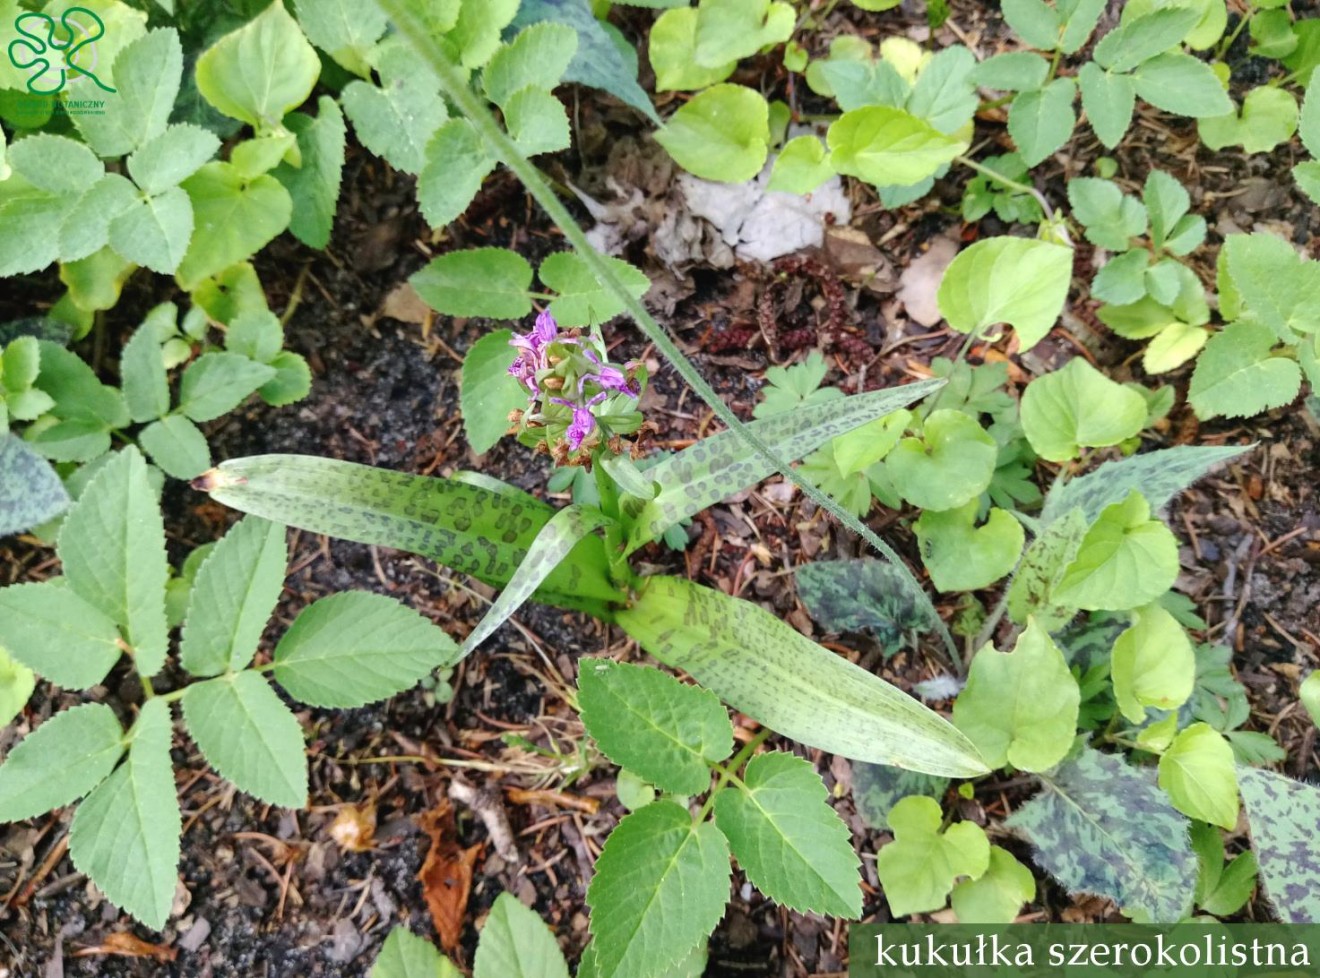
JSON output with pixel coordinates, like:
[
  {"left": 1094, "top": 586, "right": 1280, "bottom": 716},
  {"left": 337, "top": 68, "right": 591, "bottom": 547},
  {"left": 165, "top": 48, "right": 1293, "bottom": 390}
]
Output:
[
  {"left": 508, "top": 311, "right": 562, "bottom": 396},
  {"left": 580, "top": 348, "right": 639, "bottom": 397},
  {"left": 565, "top": 407, "right": 596, "bottom": 449}
]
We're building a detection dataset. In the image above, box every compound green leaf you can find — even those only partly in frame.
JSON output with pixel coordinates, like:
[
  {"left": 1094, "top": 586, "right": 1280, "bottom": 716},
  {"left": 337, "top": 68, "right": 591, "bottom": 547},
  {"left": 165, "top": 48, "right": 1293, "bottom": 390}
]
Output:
[
  {"left": 182, "top": 670, "right": 307, "bottom": 808},
  {"left": 371, "top": 928, "right": 461, "bottom": 978},
  {"left": 916, "top": 502, "right": 1023, "bottom": 592},
  {"left": 108, "top": 186, "right": 194, "bottom": 274},
  {"left": 273, "top": 98, "right": 346, "bottom": 250},
  {"left": 0, "top": 702, "right": 123, "bottom": 821},
  {"left": 258, "top": 351, "right": 312, "bottom": 406},
  {"left": 1158, "top": 723, "right": 1237, "bottom": 829},
  {"left": 1054, "top": 492, "right": 1180, "bottom": 611},
  {"left": 1221, "top": 232, "right": 1320, "bottom": 339},
  {"left": 226, "top": 311, "right": 282, "bottom": 364},
  {"left": 1078, "top": 63, "right": 1135, "bottom": 147},
  {"left": 442, "top": 0, "right": 519, "bottom": 70},
  {"left": 57, "top": 446, "right": 169, "bottom": 675},
  {"left": 1302, "top": 72, "right": 1320, "bottom": 156},
  {"left": 120, "top": 311, "right": 171, "bottom": 425},
  {"left": 1008, "top": 77, "right": 1076, "bottom": 166},
  {"left": 126, "top": 124, "right": 220, "bottom": 197},
  {"left": 195, "top": 1, "right": 320, "bottom": 129},
  {"left": 1007, "top": 746, "right": 1195, "bottom": 922},
  {"left": 950, "top": 846, "right": 1036, "bottom": 923},
  {"left": 876, "top": 796, "right": 990, "bottom": 916},
  {"left": 1192, "top": 821, "right": 1257, "bottom": 917},
  {"left": 1059, "top": 0, "right": 1108, "bottom": 52},
  {"left": 1020, "top": 358, "right": 1148, "bottom": 462},
  {"left": 1092, "top": 249, "right": 1149, "bottom": 306},
  {"left": 1067, "top": 177, "right": 1147, "bottom": 251},
  {"left": 1238, "top": 766, "right": 1320, "bottom": 923},
  {"left": 504, "top": 86, "right": 571, "bottom": 157},
  {"left": 417, "top": 119, "right": 494, "bottom": 228},
  {"left": 1143, "top": 170, "right": 1192, "bottom": 251},
  {"left": 1092, "top": 6, "right": 1200, "bottom": 73},
  {"left": 68, "top": 697, "right": 180, "bottom": 930},
  {"left": 6, "top": 134, "right": 101, "bottom": 197},
  {"left": 907, "top": 46, "right": 978, "bottom": 134},
  {"left": 139, "top": 415, "right": 212, "bottom": 480},
  {"left": 177, "top": 352, "right": 277, "bottom": 423},
  {"left": 655, "top": 84, "right": 770, "bottom": 183},
  {"left": 714, "top": 751, "right": 861, "bottom": 916},
  {"left": 953, "top": 620, "right": 1079, "bottom": 772},
  {"left": 1132, "top": 53, "right": 1233, "bottom": 118},
  {"left": 540, "top": 251, "right": 650, "bottom": 327},
  {"left": 937, "top": 236, "right": 1073, "bottom": 351},
  {"left": 72, "top": 28, "right": 182, "bottom": 157},
  {"left": 272, "top": 591, "right": 458, "bottom": 707},
  {"left": 578, "top": 660, "right": 733, "bottom": 795},
  {"left": 482, "top": 22, "right": 578, "bottom": 106},
  {"left": 616, "top": 576, "right": 988, "bottom": 777},
  {"left": 1001, "top": 0, "right": 1062, "bottom": 50},
  {"left": 827, "top": 104, "right": 967, "bottom": 187},
  {"left": 293, "top": 0, "right": 387, "bottom": 77},
  {"left": 58, "top": 173, "right": 138, "bottom": 264},
  {"left": 0, "top": 433, "right": 69, "bottom": 535},
  {"left": 410, "top": 248, "right": 534, "bottom": 319},
  {"left": 473, "top": 892, "right": 570, "bottom": 978},
  {"left": 1188, "top": 321, "right": 1302, "bottom": 419},
  {"left": 887, "top": 409, "right": 998, "bottom": 512},
  {"left": 972, "top": 52, "right": 1050, "bottom": 92},
  {"left": 177, "top": 162, "right": 292, "bottom": 290},
  {"left": 459, "top": 329, "right": 524, "bottom": 454},
  {"left": 180, "top": 516, "right": 287, "bottom": 676},
  {"left": 1111, "top": 602, "right": 1195, "bottom": 722},
  {"left": 341, "top": 39, "right": 448, "bottom": 175}
]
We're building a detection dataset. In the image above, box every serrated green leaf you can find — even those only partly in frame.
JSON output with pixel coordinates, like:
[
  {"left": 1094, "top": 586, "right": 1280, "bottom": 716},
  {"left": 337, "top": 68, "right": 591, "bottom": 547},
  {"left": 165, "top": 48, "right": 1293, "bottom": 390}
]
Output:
[
  {"left": 1093, "top": 6, "right": 1200, "bottom": 72},
  {"left": 120, "top": 308, "right": 173, "bottom": 424},
  {"left": 107, "top": 186, "right": 194, "bottom": 274},
  {"left": 1158, "top": 723, "right": 1237, "bottom": 829},
  {"left": 579, "top": 660, "right": 732, "bottom": 794},
  {"left": 410, "top": 248, "right": 534, "bottom": 319},
  {"left": 1237, "top": 766, "right": 1320, "bottom": 922},
  {"left": 1221, "top": 232, "right": 1320, "bottom": 339},
  {"left": 540, "top": 251, "right": 649, "bottom": 327},
  {"left": 971, "top": 52, "right": 1050, "bottom": 92},
  {"left": 1001, "top": 0, "right": 1062, "bottom": 49},
  {"left": 1068, "top": 177, "right": 1147, "bottom": 251},
  {"left": 876, "top": 795, "right": 990, "bottom": 916},
  {"left": 272, "top": 98, "right": 346, "bottom": 250},
  {"left": 371, "top": 928, "right": 461, "bottom": 978},
  {"left": 0, "top": 433, "right": 69, "bottom": 535},
  {"left": 459, "top": 330, "right": 524, "bottom": 454},
  {"left": 937, "top": 236, "right": 1073, "bottom": 351},
  {"left": 483, "top": 22, "right": 578, "bottom": 106},
  {"left": 1007, "top": 747, "right": 1194, "bottom": 921},
  {"left": 714, "top": 751, "right": 861, "bottom": 916},
  {"left": 1078, "top": 63, "right": 1135, "bottom": 148},
  {"left": 257, "top": 351, "right": 313, "bottom": 407},
  {"left": 1189, "top": 321, "right": 1302, "bottom": 419},
  {"left": 827, "top": 104, "right": 967, "bottom": 187},
  {"left": 178, "top": 352, "right": 277, "bottom": 423},
  {"left": 951, "top": 846, "right": 1036, "bottom": 923},
  {"left": 271, "top": 591, "right": 457, "bottom": 707},
  {"left": 294, "top": 0, "right": 388, "bottom": 77},
  {"left": 915, "top": 501, "right": 1023, "bottom": 591},
  {"left": 1200, "top": 86, "right": 1297, "bottom": 153},
  {"left": 907, "top": 46, "right": 978, "bottom": 134},
  {"left": 586, "top": 800, "right": 730, "bottom": 978},
  {"left": 127, "top": 124, "right": 221, "bottom": 196},
  {"left": 0, "top": 177, "right": 77, "bottom": 277},
  {"left": 953, "top": 620, "right": 1079, "bottom": 771},
  {"left": 1132, "top": 53, "right": 1232, "bottom": 118},
  {"left": 1054, "top": 491, "right": 1180, "bottom": 611},
  {"left": 1112, "top": 602, "right": 1195, "bottom": 722},
  {"left": 177, "top": 162, "right": 292, "bottom": 291},
  {"left": 472, "top": 892, "right": 570, "bottom": 978},
  {"left": 180, "top": 516, "right": 287, "bottom": 676},
  {"left": 1021, "top": 358, "right": 1148, "bottom": 462},
  {"left": 417, "top": 119, "right": 494, "bottom": 228},
  {"left": 196, "top": 1, "right": 319, "bottom": 129},
  {"left": 617, "top": 576, "right": 988, "bottom": 777},
  {"left": 68, "top": 697, "right": 180, "bottom": 930},
  {"left": 887, "top": 409, "right": 997, "bottom": 512},
  {"left": 72, "top": 28, "right": 182, "bottom": 157},
  {"left": 1008, "top": 77, "right": 1076, "bottom": 166},
  {"left": 182, "top": 670, "right": 307, "bottom": 808},
  {"left": 57, "top": 447, "right": 169, "bottom": 675},
  {"left": 7, "top": 133, "right": 101, "bottom": 197},
  {"left": 227, "top": 311, "right": 282, "bottom": 364},
  {"left": 656, "top": 84, "right": 770, "bottom": 183},
  {"left": 504, "top": 86, "right": 572, "bottom": 156},
  {"left": 1092, "top": 249, "right": 1150, "bottom": 305},
  {"left": 0, "top": 702, "right": 123, "bottom": 821},
  {"left": 56, "top": 174, "right": 137, "bottom": 264},
  {"left": 139, "top": 415, "right": 212, "bottom": 480},
  {"left": 341, "top": 39, "right": 448, "bottom": 175}
]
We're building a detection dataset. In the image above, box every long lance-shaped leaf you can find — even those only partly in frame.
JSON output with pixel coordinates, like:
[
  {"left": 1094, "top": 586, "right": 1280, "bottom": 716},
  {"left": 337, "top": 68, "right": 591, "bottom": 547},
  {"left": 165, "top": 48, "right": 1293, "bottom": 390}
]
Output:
[
  {"left": 461, "top": 505, "right": 610, "bottom": 657},
  {"left": 372, "top": 0, "right": 963, "bottom": 667},
  {"left": 623, "top": 381, "right": 942, "bottom": 555},
  {"left": 195, "top": 455, "right": 623, "bottom": 615},
  {"left": 616, "top": 576, "right": 988, "bottom": 777}
]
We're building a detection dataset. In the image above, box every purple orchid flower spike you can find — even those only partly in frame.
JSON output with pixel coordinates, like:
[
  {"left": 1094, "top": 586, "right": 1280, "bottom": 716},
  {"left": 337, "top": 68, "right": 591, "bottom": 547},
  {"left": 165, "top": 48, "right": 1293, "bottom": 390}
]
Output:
[
  {"left": 580, "top": 348, "right": 640, "bottom": 397},
  {"left": 508, "top": 311, "right": 562, "bottom": 398},
  {"left": 551, "top": 398, "right": 598, "bottom": 450}
]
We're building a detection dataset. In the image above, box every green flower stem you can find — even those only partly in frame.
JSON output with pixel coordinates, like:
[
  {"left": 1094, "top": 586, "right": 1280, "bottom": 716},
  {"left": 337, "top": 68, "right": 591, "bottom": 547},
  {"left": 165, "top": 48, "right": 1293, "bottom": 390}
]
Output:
[
  {"left": 592, "top": 450, "right": 634, "bottom": 589},
  {"left": 374, "top": 0, "right": 962, "bottom": 667},
  {"left": 698, "top": 726, "right": 774, "bottom": 821}
]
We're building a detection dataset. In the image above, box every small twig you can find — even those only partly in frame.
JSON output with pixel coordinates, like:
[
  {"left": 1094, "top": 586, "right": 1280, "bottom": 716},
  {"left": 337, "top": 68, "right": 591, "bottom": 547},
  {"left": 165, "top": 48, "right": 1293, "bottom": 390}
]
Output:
[{"left": 449, "top": 779, "right": 520, "bottom": 864}]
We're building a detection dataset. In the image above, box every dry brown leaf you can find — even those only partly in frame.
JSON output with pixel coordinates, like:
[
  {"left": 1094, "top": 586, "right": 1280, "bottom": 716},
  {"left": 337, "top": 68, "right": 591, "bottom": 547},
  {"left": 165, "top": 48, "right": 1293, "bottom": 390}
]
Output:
[
  {"left": 328, "top": 803, "right": 377, "bottom": 852},
  {"left": 74, "top": 932, "right": 177, "bottom": 962},
  {"left": 417, "top": 800, "right": 482, "bottom": 952},
  {"left": 379, "top": 282, "right": 432, "bottom": 327}
]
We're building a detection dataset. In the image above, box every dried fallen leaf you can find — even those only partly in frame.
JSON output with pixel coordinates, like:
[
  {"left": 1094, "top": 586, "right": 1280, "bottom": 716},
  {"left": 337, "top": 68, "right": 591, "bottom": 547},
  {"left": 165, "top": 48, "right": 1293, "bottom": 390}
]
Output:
[
  {"left": 74, "top": 932, "right": 177, "bottom": 962},
  {"left": 896, "top": 234, "right": 959, "bottom": 327},
  {"left": 417, "top": 800, "right": 482, "bottom": 952},
  {"left": 328, "top": 803, "right": 377, "bottom": 852}
]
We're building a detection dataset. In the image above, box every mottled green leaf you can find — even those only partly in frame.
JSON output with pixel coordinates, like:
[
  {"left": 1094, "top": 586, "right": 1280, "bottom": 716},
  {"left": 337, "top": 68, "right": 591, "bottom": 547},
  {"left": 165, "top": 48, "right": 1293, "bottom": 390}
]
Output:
[
  {"left": 0, "top": 702, "right": 123, "bottom": 821},
  {"left": 1005, "top": 508, "right": 1087, "bottom": 629},
  {"left": 0, "top": 433, "right": 68, "bottom": 535},
  {"left": 852, "top": 765, "right": 948, "bottom": 830},
  {"left": 795, "top": 558, "right": 936, "bottom": 651},
  {"left": 1237, "top": 766, "right": 1320, "bottom": 923}
]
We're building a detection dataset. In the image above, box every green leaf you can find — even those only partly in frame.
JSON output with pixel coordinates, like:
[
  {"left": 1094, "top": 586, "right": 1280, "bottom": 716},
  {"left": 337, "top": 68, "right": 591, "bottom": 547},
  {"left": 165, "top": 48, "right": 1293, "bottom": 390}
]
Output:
[
  {"left": 482, "top": 23, "right": 578, "bottom": 106},
  {"left": 586, "top": 800, "right": 730, "bottom": 978},
  {"left": 766, "top": 136, "right": 834, "bottom": 194},
  {"left": 655, "top": 84, "right": 770, "bottom": 183},
  {"left": 1112, "top": 603, "right": 1195, "bottom": 723},
  {"left": 417, "top": 119, "right": 495, "bottom": 228},
  {"left": 460, "top": 505, "right": 608, "bottom": 656},
  {"left": 71, "top": 27, "right": 182, "bottom": 157},
  {"left": 1191, "top": 821, "right": 1257, "bottom": 917},
  {"left": 1237, "top": 766, "right": 1320, "bottom": 923},
  {"left": 541, "top": 251, "right": 650, "bottom": 327},
  {"left": 1221, "top": 232, "right": 1320, "bottom": 339},
  {"left": 459, "top": 330, "right": 525, "bottom": 454},
  {"left": 1158, "top": 723, "right": 1238, "bottom": 829},
  {"left": 58, "top": 173, "right": 140, "bottom": 264},
  {"left": 199, "top": 455, "right": 623, "bottom": 613},
  {"left": 0, "top": 433, "right": 69, "bottom": 535},
  {"left": 411, "top": 249, "right": 534, "bottom": 319},
  {"left": 0, "top": 646, "right": 34, "bottom": 727},
  {"left": 273, "top": 98, "right": 346, "bottom": 250},
  {"left": 1004, "top": 510, "right": 1085, "bottom": 628},
  {"left": 1059, "top": 0, "right": 1108, "bottom": 52},
  {"left": 1143, "top": 170, "right": 1193, "bottom": 251},
  {"left": 441, "top": 0, "right": 519, "bottom": 69},
  {"left": 139, "top": 415, "right": 212, "bottom": 480},
  {"left": 1200, "top": 86, "right": 1298, "bottom": 153},
  {"left": 953, "top": 620, "right": 1080, "bottom": 772},
  {"left": 1144, "top": 322, "right": 1209, "bottom": 374},
  {"left": 971, "top": 52, "right": 1050, "bottom": 92},
  {"left": 1131, "top": 53, "right": 1233, "bottom": 118},
  {"left": 887, "top": 409, "right": 998, "bottom": 512},
  {"left": 107, "top": 186, "right": 194, "bottom": 275},
  {"left": 875, "top": 796, "right": 990, "bottom": 917},
  {"left": 271, "top": 591, "right": 458, "bottom": 707},
  {"left": 182, "top": 670, "right": 307, "bottom": 808},
  {"left": 371, "top": 928, "right": 461, "bottom": 978},
  {"left": 951, "top": 846, "right": 1036, "bottom": 923},
  {"left": 1092, "top": 249, "right": 1150, "bottom": 305},
  {"left": 57, "top": 447, "right": 169, "bottom": 675},
  {"left": 68, "top": 697, "right": 180, "bottom": 930},
  {"left": 1302, "top": 72, "right": 1320, "bottom": 156},
  {"left": 1008, "top": 77, "right": 1076, "bottom": 166},
  {"left": 852, "top": 765, "right": 949, "bottom": 830},
  {"left": 504, "top": 86, "right": 572, "bottom": 157},
  {"left": 626, "top": 381, "right": 938, "bottom": 553},
  {"left": 906, "top": 45, "right": 979, "bottom": 134},
  {"left": 180, "top": 516, "right": 287, "bottom": 676},
  {"left": 7, "top": 134, "right": 101, "bottom": 197},
  {"left": 120, "top": 309, "right": 172, "bottom": 425},
  {"left": 1001, "top": 0, "right": 1062, "bottom": 49},
  {"left": 293, "top": 0, "right": 388, "bottom": 77},
  {"left": 937, "top": 236, "right": 1073, "bottom": 351},
  {"left": 916, "top": 501, "right": 1023, "bottom": 592},
  {"left": 341, "top": 39, "right": 448, "bottom": 175},
  {"left": 1054, "top": 491, "right": 1180, "bottom": 611},
  {"left": 1078, "top": 63, "right": 1135, "bottom": 147},
  {"left": 1188, "top": 321, "right": 1302, "bottom": 419},
  {"left": 578, "top": 660, "right": 732, "bottom": 795},
  {"left": 827, "top": 104, "right": 967, "bottom": 187},
  {"left": 178, "top": 352, "right": 277, "bottom": 423},
  {"left": 648, "top": 7, "right": 735, "bottom": 91},
  {"left": 177, "top": 162, "right": 293, "bottom": 291},
  {"left": 1302, "top": 671, "right": 1320, "bottom": 727},
  {"left": 473, "top": 892, "right": 570, "bottom": 978},
  {"left": 227, "top": 311, "right": 283, "bottom": 364},
  {"left": 1067, "top": 177, "right": 1147, "bottom": 251},
  {"left": 693, "top": 0, "right": 795, "bottom": 68},
  {"left": 127, "top": 124, "right": 221, "bottom": 197},
  {"left": 0, "top": 702, "right": 124, "bottom": 822},
  {"left": 1020, "top": 358, "right": 1148, "bottom": 462},
  {"left": 1040, "top": 444, "right": 1250, "bottom": 526},
  {"left": 795, "top": 558, "right": 936, "bottom": 651},
  {"left": 196, "top": 1, "right": 320, "bottom": 129},
  {"left": 1093, "top": 6, "right": 1200, "bottom": 72},
  {"left": 1007, "top": 747, "right": 1194, "bottom": 921},
  {"left": 616, "top": 576, "right": 989, "bottom": 777},
  {"left": 258, "top": 351, "right": 313, "bottom": 407},
  {"left": 714, "top": 751, "right": 860, "bottom": 916}
]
